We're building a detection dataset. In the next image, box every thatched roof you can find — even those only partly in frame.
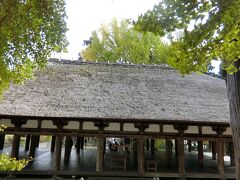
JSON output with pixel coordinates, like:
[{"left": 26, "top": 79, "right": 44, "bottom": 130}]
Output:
[{"left": 0, "top": 59, "right": 230, "bottom": 124}]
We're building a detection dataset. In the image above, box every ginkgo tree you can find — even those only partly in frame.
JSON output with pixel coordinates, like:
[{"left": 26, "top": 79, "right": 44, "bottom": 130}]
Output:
[
  {"left": 0, "top": 0, "right": 67, "bottom": 171},
  {"left": 0, "top": 0, "right": 68, "bottom": 97},
  {"left": 80, "top": 19, "right": 170, "bottom": 64},
  {"left": 135, "top": 0, "right": 240, "bottom": 179}
]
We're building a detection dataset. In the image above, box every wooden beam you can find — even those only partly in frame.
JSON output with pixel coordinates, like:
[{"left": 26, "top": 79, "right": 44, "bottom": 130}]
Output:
[
  {"left": 0, "top": 114, "right": 231, "bottom": 128},
  {"left": 3, "top": 128, "right": 233, "bottom": 141},
  {"left": 11, "top": 134, "right": 21, "bottom": 159},
  {"left": 54, "top": 136, "right": 63, "bottom": 171},
  {"left": 25, "top": 135, "right": 30, "bottom": 151},
  {"left": 96, "top": 136, "right": 104, "bottom": 172},
  {"left": 138, "top": 138, "right": 144, "bottom": 175},
  {"left": 51, "top": 136, "right": 56, "bottom": 153},
  {"left": 159, "top": 123, "right": 163, "bottom": 133},
  {"left": 198, "top": 141, "right": 204, "bottom": 167},
  {"left": 178, "top": 139, "right": 185, "bottom": 177},
  {"left": 0, "top": 134, "right": 5, "bottom": 150},
  {"left": 120, "top": 123, "right": 124, "bottom": 131},
  {"left": 217, "top": 141, "right": 225, "bottom": 175}
]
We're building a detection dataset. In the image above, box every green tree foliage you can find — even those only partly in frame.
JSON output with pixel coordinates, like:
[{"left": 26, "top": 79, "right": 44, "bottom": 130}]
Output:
[
  {"left": 135, "top": 1, "right": 240, "bottom": 179},
  {"left": 134, "top": 0, "right": 240, "bottom": 73},
  {"left": 0, "top": 154, "right": 30, "bottom": 171},
  {"left": 81, "top": 19, "right": 170, "bottom": 64},
  {"left": 0, "top": 0, "right": 68, "bottom": 96}
]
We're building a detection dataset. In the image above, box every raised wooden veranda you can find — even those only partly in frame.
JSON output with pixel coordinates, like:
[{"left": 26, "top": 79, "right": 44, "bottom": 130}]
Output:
[{"left": 0, "top": 114, "right": 235, "bottom": 179}]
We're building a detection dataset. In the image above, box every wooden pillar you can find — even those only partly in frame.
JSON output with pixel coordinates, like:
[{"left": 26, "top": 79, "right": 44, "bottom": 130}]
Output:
[
  {"left": 36, "top": 120, "right": 41, "bottom": 148},
  {"left": 11, "top": 134, "right": 21, "bottom": 159},
  {"left": 146, "top": 139, "right": 150, "bottom": 151},
  {"left": 133, "top": 139, "right": 138, "bottom": 165},
  {"left": 150, "top": 139, "right": 155, "bottom": 156},
  {"left": 64, "top": 136, "right": 73, "bottom": 164},
  {"left": 75, "top": 137, "right": 81, "bottom": 153},
  {"left": 124, "top": 138, "right": 130, "bottom": 152},
  {"left": 103, "top": 137, "right": 106, "bottom": 154},
  {"left": 138, "top": 138, "right": 144, "bottom": 175},
  {"left": 29, "top": 135, "right": 38, "bottom": 159},
  {"left": 198, "top": 141, "right": 204, "bottom": 167},
  {"left": 217, "top": 141, "right": 225, "bottom": 175},
  {"left": 209, "top": 141, "right": 212, "bottom": 150},
  {"left": 54, "top": 136, "right": 63, "bottom": 171},
  {"left": 50, "top": 136, "right": 56, "bottom": 153},
  {"left": 35, "top": 135, "right": 40, "bottom": 148},
  {"left": 187, "top": 140, "right": 192, "bottom": 152},
  {"left": 178, "top": 139, "right": 185, "bottom": 177},
  {"left": 212, "top": 141, "right": 217, "bottom": 160},
  {"left": 25, "top": 135, "right": 31, "bottom": 151},
  {"left": 0, "top": 134, "right": 5, "bottom": 150},
  {"left": 166, "top": 139, "right": 171, "bottom": 166},
  {"left": 175, "top": 140, "right": 179, "bottom": 156},
  {"left": 80, "top": 137, "right": 84, "bottom": 149},
  {"left": 229, "top": 142, "right": 235, "bottom": 166},
  {"left": 96, "top": 136, "right": 104, "bottom": 172},
  {"left": 10, "top": 118, "right": 27, "bottom": 159}
]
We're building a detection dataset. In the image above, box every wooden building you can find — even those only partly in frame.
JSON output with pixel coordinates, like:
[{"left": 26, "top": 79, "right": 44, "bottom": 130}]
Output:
[{"left": 0, "top": 59, "right": 234, "bottom": 179}]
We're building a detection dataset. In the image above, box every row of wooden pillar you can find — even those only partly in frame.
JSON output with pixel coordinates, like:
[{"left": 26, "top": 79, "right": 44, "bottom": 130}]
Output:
[
  {"left": 39, "top": 135, "right": 85, "bottom": 171},
  {"left": 0, "top": 134, "right": 85, "bottom": 168},
  {"left": 164, "top": 140, "right": 235, "bottom": 177},
  {"left": 0, "top": 133, "right": 236, "bottom": 176},
  {"left": 9, "top": 134, "right": 40, "bottom": 160}
]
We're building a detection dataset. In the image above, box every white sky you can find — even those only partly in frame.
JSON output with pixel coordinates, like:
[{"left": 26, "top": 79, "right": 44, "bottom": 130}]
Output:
[
  {"left": 53, "top": 0, "right": 160, "bottom": 59},
  {"left": 52, "top": 0, "right": 220, "bottom": 73}
]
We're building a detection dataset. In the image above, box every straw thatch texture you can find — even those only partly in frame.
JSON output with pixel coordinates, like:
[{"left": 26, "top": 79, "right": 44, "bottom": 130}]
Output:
[{"left": 0, "top": 59, "right": 230, "bottom": 123}]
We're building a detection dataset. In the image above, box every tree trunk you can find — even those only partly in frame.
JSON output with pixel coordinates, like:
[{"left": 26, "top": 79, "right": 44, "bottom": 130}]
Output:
[{"left": 226, "top": 60, "right": 240, "bottom": 180}]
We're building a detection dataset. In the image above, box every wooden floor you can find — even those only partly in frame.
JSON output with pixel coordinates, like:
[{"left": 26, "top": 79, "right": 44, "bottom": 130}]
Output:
[{"left": 0, "top": 144, "right": 236, "bottom": 179}]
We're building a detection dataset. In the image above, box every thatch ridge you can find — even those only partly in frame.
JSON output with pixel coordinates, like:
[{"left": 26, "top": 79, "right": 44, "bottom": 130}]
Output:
[{"left": 48, "top": 58, "right": 173, "bottom": 69}]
